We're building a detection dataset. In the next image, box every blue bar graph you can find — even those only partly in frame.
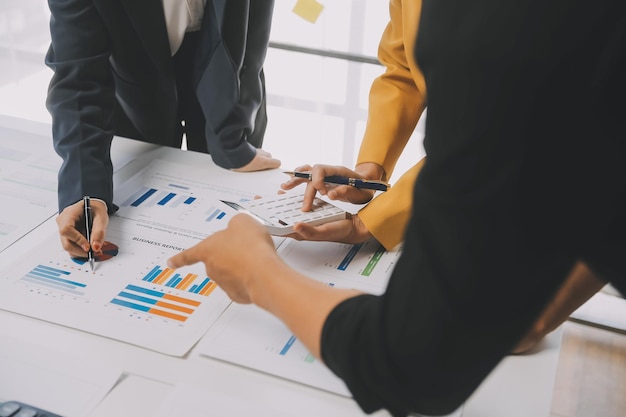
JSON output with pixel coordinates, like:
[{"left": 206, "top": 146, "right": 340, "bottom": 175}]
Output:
[
  {"left": 337, "top": 243, "right": 363, "bottom": 270},
  {"left": 193, "top": 277, "right": 210, "bottom": 294},
  {"left": 280, "top": 335, "right": 297, "bottom": 355},
  {"left": 143, "top": 265, "right": 162, "bottom": 282},
  {"left": 122, "top": 186, "right": 196, "bottom": 208},
  {"left": 157, "top": 192, "right": 176, "bottom": 205},
  {"left": 25, "top": 265, "right": 86, "bottom": 287},
  {"left": 206, "top": 207, "right": 226, "bottom": 222},
  {"left": 130, "top": 188, "right": 157, "bottom": 206},
  {"left": 165, "top": 274, "right": 182, "bottom": 287},
  {"left": 21, "top": 264, "right": 87, "bottom": 295}
]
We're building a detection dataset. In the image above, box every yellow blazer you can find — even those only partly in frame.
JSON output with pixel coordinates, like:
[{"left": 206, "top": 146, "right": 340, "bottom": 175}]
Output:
[{"left": 357, "top": 0, "right": 426, "bottom": 250}]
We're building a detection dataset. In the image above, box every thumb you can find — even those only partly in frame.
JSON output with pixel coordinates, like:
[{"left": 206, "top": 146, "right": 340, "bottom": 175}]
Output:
[{"left": 291, "top": 222, "right": 323, "bottom": 240}]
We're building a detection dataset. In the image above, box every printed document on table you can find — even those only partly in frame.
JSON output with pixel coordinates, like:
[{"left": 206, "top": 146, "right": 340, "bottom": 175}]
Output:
[
  {"left": 0, "top": 127, "right": 143, "bottom": 253},
  {"left": 0, "top": 159, "right": 286, "bottom": 356},
  {"left": 197, "top": 239, "right": 401, "bottom": 396},
  {"left": 0, "top": 129, "right": 60, "bottom": 252},
  {"left": 154, "top": 383, "right": 294, "bottom": 417},
  {"left": 0, "top": 334, "right": 121, "bottom": 417}
]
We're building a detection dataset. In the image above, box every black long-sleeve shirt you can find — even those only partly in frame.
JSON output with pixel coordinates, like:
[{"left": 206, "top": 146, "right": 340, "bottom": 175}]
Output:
[{"left": 321, "top": 1, "right": 626, "bottom": 415}]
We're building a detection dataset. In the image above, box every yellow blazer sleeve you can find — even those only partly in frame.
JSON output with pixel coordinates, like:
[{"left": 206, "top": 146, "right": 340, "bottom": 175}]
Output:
[
  {"left": 356, "top": 0, "right": 426, "bottom": 250},
  {"left": 356, "top": 0, "right": 426, "bottom": 180},
  {"left": 359, "top": 158, "right": 425, "bottom": 250}
]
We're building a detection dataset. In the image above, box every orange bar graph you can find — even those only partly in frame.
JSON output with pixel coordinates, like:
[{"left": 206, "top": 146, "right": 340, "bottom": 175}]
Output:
[
  {"left": 199, "top": 281, "right": 217, "bottom": 296},
  {"left": 155, "top": 300, "right": 195, "bottom": 314},
  {"left": 148, "top": 307, "right": 188, "bottom": 322},
  {"left": 153, "top": 267, "right": 175, "bottom": 285},
  {"left": 162, "top": 293, "right": 201, "bottom": 307},
  {"left": 176, "top": 273, "right": 197, "bottom": 291}
]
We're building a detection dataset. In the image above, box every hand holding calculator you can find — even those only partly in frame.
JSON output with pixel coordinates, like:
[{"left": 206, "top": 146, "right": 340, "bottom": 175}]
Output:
[{"left": 221, "top": 193, "right": 347, "bottom": 236}]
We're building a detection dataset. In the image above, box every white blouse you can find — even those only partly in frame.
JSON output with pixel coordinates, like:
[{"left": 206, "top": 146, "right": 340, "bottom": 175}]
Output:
[{"left": 162, "top": 0, "right": 207, "bottom": 55}]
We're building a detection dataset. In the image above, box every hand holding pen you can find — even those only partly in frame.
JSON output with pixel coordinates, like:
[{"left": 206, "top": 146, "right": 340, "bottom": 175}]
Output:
[
  {"left": 281, "top": 164, "right": 389, "bottom": 212},
  {"left": 55, "top": 197, "right": 109, "bottom": 267}
]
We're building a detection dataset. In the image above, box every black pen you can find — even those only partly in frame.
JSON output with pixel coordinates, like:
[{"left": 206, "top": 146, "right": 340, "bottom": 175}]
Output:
[
  {"left": 83, "top": 196, "right": 95, "bottom": 272},
  {"left": 283, "top": 171, "right": 390, "bottom": 192}
]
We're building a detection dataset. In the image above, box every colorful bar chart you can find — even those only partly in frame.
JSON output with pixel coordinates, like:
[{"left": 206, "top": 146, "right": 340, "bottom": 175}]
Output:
[
  {"left": 336, "top": 243, "right": 386, "bottom": 276},
  {"left": 142, "top": 265, "right": 217, "bottom": 296},
  {"left": 21, "top": 264, "right": 87, "bottom": 296},
  {"left": 110, "top": 284, "right": 201, "bottom": 322},
  {"left": 205, "top": 206, "right": 226, "bottom": 222},
  {"left": 120, "top": 186, "right": 196, "bottom": 208},
  {"left": 337, "top": 243, "right": 363, "bottom": 271}
]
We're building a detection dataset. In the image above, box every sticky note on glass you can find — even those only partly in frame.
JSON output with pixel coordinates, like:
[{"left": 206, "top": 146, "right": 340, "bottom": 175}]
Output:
[{"left": 292, "top": 0, "right": 324, "bottom": 24}]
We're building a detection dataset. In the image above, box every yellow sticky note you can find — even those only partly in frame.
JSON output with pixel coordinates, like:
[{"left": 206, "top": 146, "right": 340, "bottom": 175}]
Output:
[{"left": 292, "top": 0, "right": 324, "bottom": 24}]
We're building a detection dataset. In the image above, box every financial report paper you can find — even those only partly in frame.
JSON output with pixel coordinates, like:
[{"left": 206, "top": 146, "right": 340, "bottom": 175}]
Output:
[{"left": 0, "top": 159, "right": 284, "bottom": 356}]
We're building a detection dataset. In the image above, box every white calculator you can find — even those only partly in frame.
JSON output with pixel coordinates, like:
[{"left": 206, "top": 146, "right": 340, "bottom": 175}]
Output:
[{"left": 220, "top": 194, "right": 347, "bottom": 236}]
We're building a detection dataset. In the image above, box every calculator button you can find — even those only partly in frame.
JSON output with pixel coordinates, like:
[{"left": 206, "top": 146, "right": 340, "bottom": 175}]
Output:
[
  {"left": 230, "top": 193, "right": 347, "bottom": 234},
  {"left": 15, "top": 408, "right": 38, "bottom": 417},
  {"left": 0, "top": 402, "right": 20, "bottom": 417}
]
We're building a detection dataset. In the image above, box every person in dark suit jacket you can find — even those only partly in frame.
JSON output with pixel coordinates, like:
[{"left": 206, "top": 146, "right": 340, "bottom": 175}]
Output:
[{"left": 46, "top": 0, "right": 280, "bottom": 259}]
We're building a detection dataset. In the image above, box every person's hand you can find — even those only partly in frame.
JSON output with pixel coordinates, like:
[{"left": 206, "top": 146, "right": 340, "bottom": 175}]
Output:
[
  {"left": 286, "top": 213, "right": 373, "bottom": 245},
  {"left": 232, "top": 148, "right": 281, "bottom": 172},
  {"left": 281, "top": 164, "right": 378, "bottom": 211},
  {"left": 56, "top": 199, "right": 108, "bottom": 259},
  {"left": 167, "top": 214, "right": 279, "bottom": 304}
]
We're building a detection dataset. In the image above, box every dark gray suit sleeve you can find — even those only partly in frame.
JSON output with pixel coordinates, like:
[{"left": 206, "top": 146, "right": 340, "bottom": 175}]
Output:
[
  {"left": 195, "top": 0, "right": 274, "bottom": 169},
  {"left": 46, "top": 0, "right": 116, "bottom": 213}
]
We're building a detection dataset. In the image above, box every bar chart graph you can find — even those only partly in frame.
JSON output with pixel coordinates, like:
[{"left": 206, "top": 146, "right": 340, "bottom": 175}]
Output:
[
  {"left": 141, "top": 265, "right": 217, "bottom": 296},
  {"left": 20, "top": 264, "right": 87, "bottom": 296},
  {"left": 205, "top": 206, "right": 227, "bottom": 222},
  {"left": 336, "top": 242, "right": 386, "bottom": 276},
  {"left": 120, "top": 186, "right": 197, "bottom": 208},
  {"left": 110, "top": 284, "right": 201, "bottom": 322},
  {"left": 276, "top": 239, "right": 400, "bottom": 296}
]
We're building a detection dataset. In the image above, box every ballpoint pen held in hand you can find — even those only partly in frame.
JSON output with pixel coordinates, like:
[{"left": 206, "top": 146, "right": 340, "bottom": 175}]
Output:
[
  {"left": 83, "top": 196, "right": 95, "bottom": 272},
  {"left": 283, "top": 171, "right": 390, "bottom": 192}
]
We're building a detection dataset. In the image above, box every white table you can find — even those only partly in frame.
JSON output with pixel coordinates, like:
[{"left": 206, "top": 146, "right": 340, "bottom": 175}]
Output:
[{"left": 0, "top": 116, "right": 561, "bottom": 417}]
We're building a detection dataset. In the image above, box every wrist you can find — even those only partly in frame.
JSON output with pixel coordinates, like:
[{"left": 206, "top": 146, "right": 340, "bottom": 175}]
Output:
[
  {"left": 352, "top": 213, "right": 373, "bottom": 242},
  {"left": 248, "top": 255, "right": 288, "bottom": 308},
  {"left": 355, "top": 162, "right": 385, "bottom": 181}
]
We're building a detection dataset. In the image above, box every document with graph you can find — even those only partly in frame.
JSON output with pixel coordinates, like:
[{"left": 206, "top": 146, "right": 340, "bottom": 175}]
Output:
[
  {"left": 0, "top": 159, "right": 284, "bottom": 356},
  {"left": 196, "top": 239, "right": 401, "bottom": 396}
]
